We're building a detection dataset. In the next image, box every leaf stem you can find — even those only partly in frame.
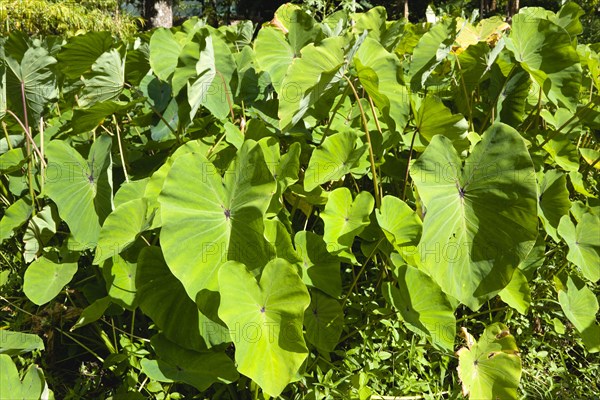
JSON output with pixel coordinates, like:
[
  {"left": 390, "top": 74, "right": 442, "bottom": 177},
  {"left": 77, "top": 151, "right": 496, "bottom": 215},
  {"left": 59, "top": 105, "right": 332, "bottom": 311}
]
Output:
[
  {"left": 342, "top": 238, "right": 384, "bottom": 307},
  {"left": 112, "top": 114, "right": 129, "bottom": 183},
  {"left": 54, "top": 327, "right": 104, "bottom": 363},
  {"left": 480, "top": 64, "right": 516, "bottom": 132},
  {"left": 1, "top": 122, "right": 13, "bottom": 150},
  {"left": 320, "top": 84, "right": 350, "bottom": 145},
  {"left": 5, "top": 110, "right": 46, "bottom": 167},
  {"left": 455, "top": 306, "right": 509, "bottom": 323},
  {"left": 402, "top": 129, "right": 418, "bottom": 201},
  {"left": 343, "top": 75, "right": 381, "bottom": 209},
  {"left": 454, "top": 55, "right": 473, "bottom": 131},
  {"left": 124, "top": 82, "right": 178, "bottom": 138}
]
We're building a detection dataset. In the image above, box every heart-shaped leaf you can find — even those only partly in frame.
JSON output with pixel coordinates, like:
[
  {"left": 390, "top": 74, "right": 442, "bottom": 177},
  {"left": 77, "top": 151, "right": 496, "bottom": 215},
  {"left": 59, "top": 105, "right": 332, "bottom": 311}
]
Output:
[
  {"left": 304, "top": 131, "right": 366, "bottom": 192},
  {"left": 218, "top": 258, "right": 310, "bottom": 397},
  {"left": 158, "top": 140, "right": 275, "bottom": 299},
  {"left": 79, "top": 49, "right": 125, "bottom": 107},
  {"left": 321, "top": 188, "right": 374, "bottom": 259},
  {"left": 557, "top": 213, "right": 600, "bottom": 282},
  {"left": 558, "top": 275, "right": 600, "bottom": 352},
  {"left": 5, "top": 46, "right": 57, "bottom": 121},
  {"left": 57, "top": 31, "right": 114, "bottom": 79},
  {"left": 457, "top": 323, "right": 522, "bottom": 400},
  {"left": 45, "top": 135, "right": 113, "bottom": 247},
  {"left": 254, "top": 27, "right": 294, "bottom": 93},
  {"left": 411, "top": 123, "right": 538, "bottom": 310},
  {"left": 354, "top": 37, "right": 409, "bottom": 136},
  {"left": 375, "top": 195, "right": 422, "bottom": 262},
  {"left": 149, "top": 28, "right": 181, "bottom": 81},
  {"left": 278, "top": 36, "right": 347, "bottom": 131},
  {"left": 0, "top": 355, "right": 45, "bottom": 400},
  {"left": 506, "top": 13, "right": 581, "bottom": 111},
  {"left": 23, "top": 256, "right": 77, "bottom": 306}
]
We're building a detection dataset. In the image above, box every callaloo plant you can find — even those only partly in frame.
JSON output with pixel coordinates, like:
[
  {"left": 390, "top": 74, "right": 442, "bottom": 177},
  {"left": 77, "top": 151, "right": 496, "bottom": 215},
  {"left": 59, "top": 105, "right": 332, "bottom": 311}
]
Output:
[{"left": 1, "top": 2, "right": 599, "bottom": 399}]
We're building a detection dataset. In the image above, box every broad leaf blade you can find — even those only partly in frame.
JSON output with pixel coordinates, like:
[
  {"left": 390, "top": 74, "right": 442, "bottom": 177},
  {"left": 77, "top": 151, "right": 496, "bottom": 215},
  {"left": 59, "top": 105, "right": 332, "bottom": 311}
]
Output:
[
  {"left": 218, "top": 258, "right": 310, "bottom": 397},
  {"left": 411, "top": 123, "right": 538, "bottom": 310}
]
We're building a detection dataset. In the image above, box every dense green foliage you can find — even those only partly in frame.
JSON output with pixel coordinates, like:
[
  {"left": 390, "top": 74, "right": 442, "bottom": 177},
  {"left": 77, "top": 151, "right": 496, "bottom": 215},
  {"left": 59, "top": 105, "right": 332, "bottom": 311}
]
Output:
[
  {"left": 1, "top": 2, "right": 599, "bottom": 399},
  {"left": 0, "top": 0, "right": 140, "bottom": 37}
]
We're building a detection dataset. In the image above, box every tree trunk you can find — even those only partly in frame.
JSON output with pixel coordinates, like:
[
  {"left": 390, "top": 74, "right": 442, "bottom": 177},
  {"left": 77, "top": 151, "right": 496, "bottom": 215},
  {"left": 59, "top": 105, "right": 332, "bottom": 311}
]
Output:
[
  {"left": 143, "top": 0, "right": 173, "bottom": 29},
  {"left": 403, "top": 0, "right": 409, "bottom": 20},
  {"left": 507, "top": 0, "right": 520, "bottom": 19}
]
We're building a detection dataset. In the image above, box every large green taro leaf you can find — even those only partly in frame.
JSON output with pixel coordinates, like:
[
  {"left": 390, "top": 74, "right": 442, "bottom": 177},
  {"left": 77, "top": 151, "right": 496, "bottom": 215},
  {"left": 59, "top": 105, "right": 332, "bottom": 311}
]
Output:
[
  {"left": 0, "top": 331, "right": 44, "bottom": 356},
  {"left": 272, "top": 3, "right": 320, "bottom": 54},
  {"left": 351, "top": 7, "right": 387, "bottom": 41},
  {"left": 79, "top": 49, "right": 125, "bottom": 107},
  {"left": 218, "top": 258, "right": 310, "bottom": 397},
  {"left": 557, "top": 213, "right": 600, "bottom": 282},
  {"left": 5, "top": 46, "right": 57, "bottom": 122},
  {"left": 304, "top": 131, "right": 366, "bottom": 192},
  {"left": 45, "top": 135, "right": 113, "bottom": 247},
  {"left": 57, "top": 31, "right": 114, "bottom": 79},
  {"left": 558, "top": 275, "right": 600, "bottom": 352},
  {"left": 506, "top": 12, "right": 581, "bottom": 112},
  {"left": 23, "top": 256, "right": 77, "bottom": 306},
  {"left": 414, "top": 95, "right": 468, "bottom": 145},
  {"left": 383, "top": 263, "right": 456, "bottom": 350},
  {"left": 254, "top": 27, "right": 294, "bottom": 93},
  {"left": 149, "top": 28, "right": 181, "bottom": 81},
  {"left": 187, "top": 28, "right": 236, "bottom": 121},
  {"left": 143, "top": 140, "right": 206, "bottom": 230},
  {"left": 293, "top": 231, "right": 341, "bottom": 298},
  {"left": 411, "top": 123, "right": 538, "bottom": 310},
  {"left": 457, "top": 323, "right": 522, "bottom": 400},
  {"left": 407, "top": 18, "right": 456, "bottom": 91},
  {"left": 354, "top": 37, "right": 409, "bottom": 136},
  {"left": 538, "top": 170, "right": 571, "bottom": 242},
  {"left": 321, "top": 188, "right": 374, "bottom": 260},
  {"left": 158, "top": 140, "right": 275, "bottom": 299},
  {"left": 304, "top": 289, "right": 343, "bottom": 353},
  {"left": 141, "top": 334, "right": 238, "bottom": 391},
  {"left": 136, "top": 246, "right": 229, "bottom": 350},
  {"left": 489, "top": 63, "right": 530, "bottom": 127},
  {"left": 0, "top": 355, "right": 45, "bottom": 400},
  {"left": 71, "top": 100, "right": 139, "bottom": 134},
  {"left": 278, "top": 36, "right": 347, "bottom": 131}
]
